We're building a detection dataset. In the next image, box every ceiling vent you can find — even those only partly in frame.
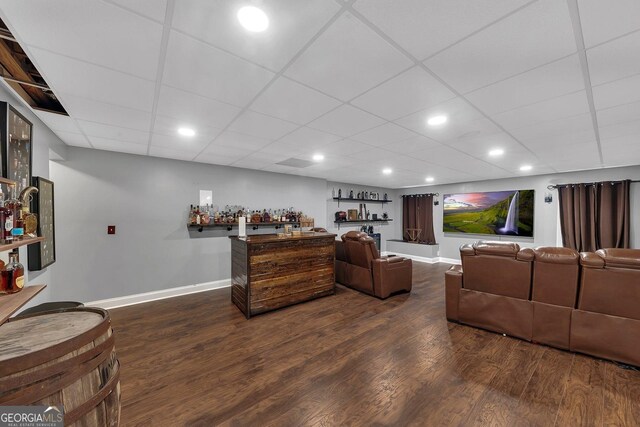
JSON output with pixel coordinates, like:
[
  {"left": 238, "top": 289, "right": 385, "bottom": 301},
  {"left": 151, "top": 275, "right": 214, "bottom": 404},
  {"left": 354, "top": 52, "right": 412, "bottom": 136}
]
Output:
[
  {"left": 276, "top": 158, "right": 314, "bottom": 168},
  {"left": 0, "top": 18, "right": 67, "bottom": 115}
]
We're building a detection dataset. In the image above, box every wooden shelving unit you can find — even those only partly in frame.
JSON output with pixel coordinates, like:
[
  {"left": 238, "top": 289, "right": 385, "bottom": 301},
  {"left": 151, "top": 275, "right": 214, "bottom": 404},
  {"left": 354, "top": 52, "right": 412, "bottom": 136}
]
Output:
[
  {"left": 0, "top": 176, "right": 47, "bottom": 325},
  {"left": 334, "top": 219, "right": 392, "bottom": 229},
  {"left": 188, "top": 222, "right": 301, "bottom": 233},
  {"left": 0, "top": 235, "right": 44, "bottom": 252},
  {"left": 332, "top": 197, "right": 391, "bottom": 207},
  {"left": 0, "top": 284, "right": 46, "bottom": 324}
]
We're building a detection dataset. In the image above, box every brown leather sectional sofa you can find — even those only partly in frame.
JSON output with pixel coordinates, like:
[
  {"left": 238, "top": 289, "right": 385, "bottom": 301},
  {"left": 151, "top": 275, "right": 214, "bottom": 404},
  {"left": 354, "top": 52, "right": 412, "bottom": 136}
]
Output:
[
  {"left": 335, "top": 231, "right": 412, "bottom": 298},
  {"left": 446, "top": 241, "right": 640, "bottom": 367}
]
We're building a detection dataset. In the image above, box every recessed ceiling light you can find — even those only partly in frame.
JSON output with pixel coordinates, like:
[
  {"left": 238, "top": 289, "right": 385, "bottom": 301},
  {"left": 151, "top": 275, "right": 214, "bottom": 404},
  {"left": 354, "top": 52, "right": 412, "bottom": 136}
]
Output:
[
  {"left": 312, "top": 153, "right": 324, "bottom": 162},
  {"left": 425, "top": 177, "right": 435, "bottom": 183},
  {"left": 489, "top": 148, "right": 504, "bottom": 157},
  {"left": 427, "top": 115, "right": 448, "bottom": 126},
  {"left": 519, "top": 164, "right": 533, "bottom": 172},
  {"left": 177, "top": 127, "right": 195, "bottom": 137},
  {"left": 382, "top": 168, "right": 392, "bottom": 175},
  {"left": 237, "top": 6, "right": 269, "bottom": 32}
]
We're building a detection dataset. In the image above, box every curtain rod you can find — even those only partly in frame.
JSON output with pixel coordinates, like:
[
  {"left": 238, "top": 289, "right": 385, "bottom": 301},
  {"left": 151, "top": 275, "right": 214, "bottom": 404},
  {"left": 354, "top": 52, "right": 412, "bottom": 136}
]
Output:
[
  {"left": 546, "top": 179, "right": 639, "bottom": 190},
  {"left": 402, "top": 193, "right": 439, "bottom": 197}
]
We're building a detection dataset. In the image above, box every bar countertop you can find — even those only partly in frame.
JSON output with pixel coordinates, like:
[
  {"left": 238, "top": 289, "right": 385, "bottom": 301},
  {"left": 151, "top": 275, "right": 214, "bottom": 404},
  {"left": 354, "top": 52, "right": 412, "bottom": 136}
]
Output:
[{"left": 229, "top": 231, "right": 336, "bottom": 244}]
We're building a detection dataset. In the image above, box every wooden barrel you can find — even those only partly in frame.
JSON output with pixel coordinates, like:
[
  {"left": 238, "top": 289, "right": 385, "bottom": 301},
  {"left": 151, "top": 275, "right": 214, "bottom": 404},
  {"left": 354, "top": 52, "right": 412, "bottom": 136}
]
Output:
[{"left": 0, "top": 307, "right": 121, "bottom": 426}]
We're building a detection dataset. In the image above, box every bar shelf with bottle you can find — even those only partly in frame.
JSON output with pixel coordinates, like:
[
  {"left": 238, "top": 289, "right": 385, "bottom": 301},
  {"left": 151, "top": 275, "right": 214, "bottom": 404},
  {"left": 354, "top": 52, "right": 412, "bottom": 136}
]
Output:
[
  {"left": 0, "top": 175, "right": 44, "bottom": 325},
  {"left": 334, "top": 219, "right": 393, "bottom": 229},
  {"left": 187, "top": 204, "right": 312, "bottom": 234}
]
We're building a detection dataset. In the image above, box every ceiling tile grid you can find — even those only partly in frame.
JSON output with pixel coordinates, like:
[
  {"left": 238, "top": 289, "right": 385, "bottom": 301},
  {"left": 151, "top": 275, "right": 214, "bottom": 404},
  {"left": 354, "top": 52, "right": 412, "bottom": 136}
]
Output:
[{"left": 2, "top": 0, "right": 640, "bottom": 188}]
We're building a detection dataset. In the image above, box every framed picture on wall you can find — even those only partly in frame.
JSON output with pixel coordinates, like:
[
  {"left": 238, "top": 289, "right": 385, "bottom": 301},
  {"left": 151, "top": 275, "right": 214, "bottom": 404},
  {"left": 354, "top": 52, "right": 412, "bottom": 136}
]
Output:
[
  {"left": 0, "top": 102, "right": 33, "bottom": 194},
  {"left": 28, "top": 177, "right": 56, "bottom": 271}
]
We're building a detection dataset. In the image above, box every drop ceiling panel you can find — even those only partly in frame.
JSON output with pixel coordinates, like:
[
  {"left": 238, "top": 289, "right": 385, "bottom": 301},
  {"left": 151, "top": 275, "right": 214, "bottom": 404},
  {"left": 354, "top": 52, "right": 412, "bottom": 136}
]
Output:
[
  {"left": 352, "top": 0, "right": 530, "bottom": 60},
  {"left": 250, "top": 77, "right": 341, "bottom": 125},
  {"left": 394, "top": 97, "right": 483, "bottom": 138},
  {"left": 511, "top": 113, "right": 597, "bottom": 147},
  {"left": 592, "top": 74, "right": 640, "bottom": 110},
  {"left": 156, "top": 86, "right": 241, "bottom": 130},
  {"left": 53, "top": 94, "right": 153, "bottom": 131},
  {"left": 275, "top": 126, "right": 342, "bottom": 150},
  {"left": 284, "top": 12, "right": 413, "bottom": 101},
  {"left": 491, "top": 91, "right": 590, "bottom": 130},
  {"left": 351, "top": 67, "right": 456, "bottom": 120},
  {"left": 163, "top": 31, "right": 275, "bottom": 106},
  {"left": 33, "top": 111, "right": 81, "bottom": 134},
  {"left": 150, "top": 132, "right": 211, "bottom": 152},
  {"left": 466, "top": 54, "right": 584, "bottom": 115},
  {"left": 426, "top": 0, "right": 576, "bottom": 94},
  {"left": 107, "top": 0, "right": 167, "bottom": 23},
  {"left": 307, "top": 104, "right": 385, "bottom": 137},
  {"left": 78, "top": 121, "right": 149, "bottom": 145},
  {"left": 211, "top": 130, "right": 272, "bottom": 151},
  {"left": 228, "top": 110, "right": 298, "bottom": 140},
  {"left": 587, "top": 31, "right": 640, "bottom": 87},
  {"left": 446, "top": 131, "right": 526, "bottom": 159},
  {"left": 29, "top": 48, "right": 156, "bottom": 112},
  {"left": 577, "top": 0, "right": 640, "bottom": 48},
  {"left": 599, "top": 119, "right": 640, "bottom": 141},
  {"left": 351, "top": 123, "right": 418, "bottom": 147},
  {"left": 90, "top": 137, "right": 148, "bottom": 155},
  {"left": 0, "top": 0, "right": 163, "bottom": 80},
  {"left": 380, "top": 135, "right": 441, "bottom": 154},
  {"left": 151, "top": 145, "right": 207, "bottom": 161},
  {"left": 152, "top": 115, "right": 222, "bottom": 144},
  {"left": 53, "top": 131, "right": 91, "bottom": 148},
  {"left": 596, "top": 100, "right": 640, "bottom": 127},
  {"left": 172, "top": 0, "right": 340, "bottom": 71}
]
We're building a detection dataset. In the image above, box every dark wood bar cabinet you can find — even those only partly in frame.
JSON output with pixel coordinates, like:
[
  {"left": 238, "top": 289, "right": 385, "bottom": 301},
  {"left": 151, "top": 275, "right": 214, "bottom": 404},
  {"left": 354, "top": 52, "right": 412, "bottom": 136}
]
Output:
[{"left": 230, "top": 232, "right": 336, "bottom": 318}]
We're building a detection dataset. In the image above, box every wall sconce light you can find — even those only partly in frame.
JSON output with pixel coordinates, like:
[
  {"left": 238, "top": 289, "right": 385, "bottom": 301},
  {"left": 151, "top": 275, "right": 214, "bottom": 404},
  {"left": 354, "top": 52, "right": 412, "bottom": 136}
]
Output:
[
  {"left": 434, "top": 200, "right": 439, "bottom": 206},
  {"left": 544, "top": 193, "right": 553, "bottom": 203}
]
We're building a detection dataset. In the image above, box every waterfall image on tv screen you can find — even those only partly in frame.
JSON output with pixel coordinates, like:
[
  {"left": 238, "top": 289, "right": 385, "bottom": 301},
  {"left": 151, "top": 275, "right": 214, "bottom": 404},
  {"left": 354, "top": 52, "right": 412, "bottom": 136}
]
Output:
[{"left": 443, "top": 190, "right": 534, "bottom": 236}]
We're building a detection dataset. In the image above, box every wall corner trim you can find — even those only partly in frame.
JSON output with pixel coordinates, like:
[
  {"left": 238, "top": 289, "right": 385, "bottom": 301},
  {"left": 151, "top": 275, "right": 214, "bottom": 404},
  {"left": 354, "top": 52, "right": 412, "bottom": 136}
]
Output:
[
  {"left": 381, "top": 252, "right": 461, "bottom": 265},
  {"left": 86, "top": 279, "right": 232, "bottom": 310}
]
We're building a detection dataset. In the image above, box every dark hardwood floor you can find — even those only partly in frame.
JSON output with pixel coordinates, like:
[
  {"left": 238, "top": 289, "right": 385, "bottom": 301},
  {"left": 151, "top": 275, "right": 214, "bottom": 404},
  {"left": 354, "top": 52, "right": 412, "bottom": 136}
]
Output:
[{"left": 110, "top": 262, "right": 640, "bottom": 426}]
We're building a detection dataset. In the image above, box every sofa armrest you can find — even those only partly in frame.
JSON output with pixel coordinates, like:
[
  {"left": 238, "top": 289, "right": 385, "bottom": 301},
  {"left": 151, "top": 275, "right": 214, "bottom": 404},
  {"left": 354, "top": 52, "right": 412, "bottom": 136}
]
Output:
[
  {"left": 580, "top": 252, "right": 605, "bottom": 269},
  {"left": 445, "top": 265, "right": 463, "bottom": 321},
  {"left": 371, "top": 257, "right": 412, "bottom": 299}
]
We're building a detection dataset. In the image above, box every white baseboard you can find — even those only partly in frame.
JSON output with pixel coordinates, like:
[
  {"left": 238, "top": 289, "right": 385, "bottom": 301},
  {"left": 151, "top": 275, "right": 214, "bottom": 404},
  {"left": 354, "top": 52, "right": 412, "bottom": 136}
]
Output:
[
  {"left": 382, "top": 252, "right": 461, "bottom": 265},
  {"left": 86, "top": 279, "right": 232, "bottom": 310}
]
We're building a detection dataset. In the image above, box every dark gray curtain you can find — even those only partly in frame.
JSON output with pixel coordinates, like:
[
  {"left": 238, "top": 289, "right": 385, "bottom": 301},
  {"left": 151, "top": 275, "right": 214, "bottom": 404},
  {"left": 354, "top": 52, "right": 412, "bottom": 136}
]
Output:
[
  {"left": 558, "top": 180, "right": 630, "bottom": 252},
  {"left": 402, "top": 194, "right": 436, "bottom": 244}
]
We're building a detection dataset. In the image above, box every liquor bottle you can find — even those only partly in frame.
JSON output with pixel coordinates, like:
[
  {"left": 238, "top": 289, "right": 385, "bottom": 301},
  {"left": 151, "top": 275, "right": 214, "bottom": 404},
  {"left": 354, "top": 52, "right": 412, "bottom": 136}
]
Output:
[
  {"left": 0, "top": 250, "right": 24, "bottom": 294},
  {"left": 5, "top": 188, "right": 22, "bottom": 240},
  {"left": 0, "top": 188, "right": 7, "bottom": 244}
]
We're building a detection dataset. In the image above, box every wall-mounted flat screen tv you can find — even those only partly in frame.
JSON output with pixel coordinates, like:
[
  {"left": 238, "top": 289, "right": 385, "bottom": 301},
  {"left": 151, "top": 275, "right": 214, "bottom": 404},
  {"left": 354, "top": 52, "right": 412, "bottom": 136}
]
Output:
[{"left": 443, "top": 190, "right": 534, "bottom": 237}]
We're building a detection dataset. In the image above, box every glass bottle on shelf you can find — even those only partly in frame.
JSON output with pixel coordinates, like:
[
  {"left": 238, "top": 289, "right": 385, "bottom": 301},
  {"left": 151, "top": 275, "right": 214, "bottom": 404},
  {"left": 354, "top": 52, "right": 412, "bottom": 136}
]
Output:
[
  {"left": 0, "top": 187, "right": 8, "bottom": 244},
  {"left": 5, "top": 187, "right": 22, "bottom": 240},
  {"left": 0, "top": 250, "right": 24, "bottom": 294}
]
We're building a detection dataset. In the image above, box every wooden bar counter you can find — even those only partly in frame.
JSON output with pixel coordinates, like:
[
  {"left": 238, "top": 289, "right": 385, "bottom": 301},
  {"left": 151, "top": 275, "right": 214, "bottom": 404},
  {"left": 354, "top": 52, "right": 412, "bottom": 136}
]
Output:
[{"left": 231, "top": 232, "right": 336, "bottom": 318}]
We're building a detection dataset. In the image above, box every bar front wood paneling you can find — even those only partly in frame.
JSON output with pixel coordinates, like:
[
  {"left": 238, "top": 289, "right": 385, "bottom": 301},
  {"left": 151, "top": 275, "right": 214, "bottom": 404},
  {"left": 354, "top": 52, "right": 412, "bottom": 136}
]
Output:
[{"left": 230, "top": 232, "right": 336, "bottom": 318}]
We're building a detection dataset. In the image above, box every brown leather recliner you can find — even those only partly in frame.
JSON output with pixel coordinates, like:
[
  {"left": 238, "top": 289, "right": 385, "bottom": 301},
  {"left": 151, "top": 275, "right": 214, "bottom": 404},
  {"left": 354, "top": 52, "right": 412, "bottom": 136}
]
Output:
[
  {"left": 455, "top": 241, "right": 535, "bottom": 340},
  {"left": 340, "top": 231, "right": 412, "bottom": 298},
  {"left": 530, "top": 247, "right": 580, "bottom": 349},
  {"left": 571, "top": 249, "right": 640, "bottom": 366}
]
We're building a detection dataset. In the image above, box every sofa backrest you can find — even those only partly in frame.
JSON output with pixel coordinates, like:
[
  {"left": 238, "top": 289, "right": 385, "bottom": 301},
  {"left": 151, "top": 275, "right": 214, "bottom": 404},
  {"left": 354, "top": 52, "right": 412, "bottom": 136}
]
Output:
[
  {"left": 342, "top": 231, "right": 378, "bottom": 269},
  {"left": 531, "top": 247, "right": 580, "bottom": 307},
  {"left": 578, "top": 249, "right": 640, "bottom": 320},
  {"left": 460, "top": 241, "right": 534, "bottom": 300}
]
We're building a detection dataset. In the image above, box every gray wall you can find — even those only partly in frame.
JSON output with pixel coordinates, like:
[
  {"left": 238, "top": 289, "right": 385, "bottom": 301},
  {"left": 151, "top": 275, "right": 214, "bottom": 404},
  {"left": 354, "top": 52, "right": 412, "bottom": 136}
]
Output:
[
  {"left": 50, "top": 147, "right": 327, "bottom": 302},
  {"left": 0, "top": 82, "right": 67, "bottom": 308},
  {"left": 396, "top": 166, "right": 640, "bottom": 260}
]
